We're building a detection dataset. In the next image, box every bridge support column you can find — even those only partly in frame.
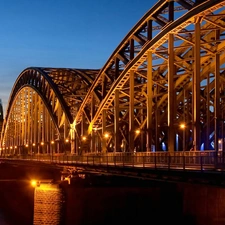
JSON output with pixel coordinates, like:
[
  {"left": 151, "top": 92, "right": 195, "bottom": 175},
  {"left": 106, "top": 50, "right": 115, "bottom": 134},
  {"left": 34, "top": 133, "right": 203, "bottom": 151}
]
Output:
[
  {"left": 206, "top": 73, "right": 210, "bottom": 150},
  {"left": 146, "top": 51, "right": 153, "bottom": 152},
  {"left": 91, "top": 131, "right": 96, "bottom": 153},
  {"left": 214, "top": 52, "right": 220, "bottom": 153},
  {"left": 168, "top": 33, "right": 175, "bottom": 152},
  {"left": 70, "top": 125, "right": 76, "bottom": 154},
  {"left": 114, "top": 90, "right": 120, "bottom": 152},
  {"left": 193, "top": 19, "right": 201, "bottom": 151},
  {"left": 155, "top": 87, "right": 159, "bottom": 152},
  {"left": 34, "top": 94, "right": 38, "bottom": 154},
  {"left": 214, "top": 29, "right": 220, "bottom": 153},
  {"left": 71, "top": 139, "right": 76, "bottom": 154},
  {"left": 129, "top": 70, "right": 134, "bottom": 152},
  {"left": 91, "top": 96, "right": 96, "bottom": 153},
  {"left": 57, "top": 141, "right": 60, "bottom": 154},
  {"left": 102, "top": 110, "right": 107, "bottom": 153}
]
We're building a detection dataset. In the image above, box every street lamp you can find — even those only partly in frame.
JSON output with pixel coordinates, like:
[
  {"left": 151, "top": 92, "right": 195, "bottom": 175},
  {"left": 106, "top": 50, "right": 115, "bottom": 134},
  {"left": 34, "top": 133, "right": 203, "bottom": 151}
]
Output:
[
  {"left": 135, "top": 129, "right": 141, "bottom": 135},
  {"left": 82, "top": 136, "right": 87, "bottom": 141},
  {"left": 51, "top": 140, "right": 55, "bottom": 161},
  {"left": 104, "top": 133, "right": 109, "bottom": 139}
]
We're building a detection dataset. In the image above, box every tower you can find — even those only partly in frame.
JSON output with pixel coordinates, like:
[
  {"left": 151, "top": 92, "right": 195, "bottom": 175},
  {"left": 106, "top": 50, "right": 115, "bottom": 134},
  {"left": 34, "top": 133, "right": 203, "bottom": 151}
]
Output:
[{"left": 0, "top": 99, "right": 3, "bottom": 133}]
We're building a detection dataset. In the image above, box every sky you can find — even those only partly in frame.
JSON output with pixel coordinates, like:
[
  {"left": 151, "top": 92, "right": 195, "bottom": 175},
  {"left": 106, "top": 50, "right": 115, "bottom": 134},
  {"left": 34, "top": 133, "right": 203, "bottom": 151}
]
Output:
[{"left": 0, "top": 0, "right": 158, "bottom": 116}]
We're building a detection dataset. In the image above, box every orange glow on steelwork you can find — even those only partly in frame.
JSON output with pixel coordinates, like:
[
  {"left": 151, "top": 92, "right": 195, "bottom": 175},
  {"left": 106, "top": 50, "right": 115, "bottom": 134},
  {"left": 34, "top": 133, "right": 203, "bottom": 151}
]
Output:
[
  {"left": 82, "top": 136, "right": 87, "bottom": 141},
  {"left": 104, "top": 133, "right": 109, "bottom": 139},
  {"left": 135, "top": 129, "right": 141, "bottom": 135},
  {"left": 180, "top": 123, "right": 186, "bottom": 129}
]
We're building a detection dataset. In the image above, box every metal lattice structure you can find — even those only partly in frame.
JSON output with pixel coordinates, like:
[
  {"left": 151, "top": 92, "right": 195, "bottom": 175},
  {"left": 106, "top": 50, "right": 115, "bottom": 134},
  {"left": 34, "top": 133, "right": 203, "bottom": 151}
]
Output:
[{"left": 1, "top": 0, "right": 225, "bottom": 155}]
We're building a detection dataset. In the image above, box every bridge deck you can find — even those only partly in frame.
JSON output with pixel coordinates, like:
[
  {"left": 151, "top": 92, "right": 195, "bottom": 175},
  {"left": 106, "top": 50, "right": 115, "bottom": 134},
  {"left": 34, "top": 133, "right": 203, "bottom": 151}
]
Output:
[{"left": 1, "top": 153, "right": 225, "bottom": 188}]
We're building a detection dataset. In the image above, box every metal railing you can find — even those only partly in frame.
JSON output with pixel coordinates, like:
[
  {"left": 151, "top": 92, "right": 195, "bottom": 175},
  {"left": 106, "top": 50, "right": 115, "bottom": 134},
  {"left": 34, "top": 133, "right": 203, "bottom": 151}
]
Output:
[{"left": 1, "top": 150, "right": 224, "bottom": 172}]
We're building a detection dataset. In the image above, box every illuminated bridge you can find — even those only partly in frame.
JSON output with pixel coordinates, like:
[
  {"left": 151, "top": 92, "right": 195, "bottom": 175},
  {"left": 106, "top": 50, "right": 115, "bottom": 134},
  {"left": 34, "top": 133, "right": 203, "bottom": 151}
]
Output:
[{"left": 1, "top": 0, "right": 225, "bottom": 175}]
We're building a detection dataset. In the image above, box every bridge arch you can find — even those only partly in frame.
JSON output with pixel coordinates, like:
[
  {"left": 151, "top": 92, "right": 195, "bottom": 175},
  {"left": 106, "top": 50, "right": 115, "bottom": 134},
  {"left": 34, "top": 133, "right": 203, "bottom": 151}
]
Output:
[
  {"left": 74, "top": 0, "right": 225, "bottom": 153},
  {"left": 0, "top": 67, "right": 99, "bottom": 155},
  {"left": 2, "top": 0, "right": 225, "bottom": 156}
]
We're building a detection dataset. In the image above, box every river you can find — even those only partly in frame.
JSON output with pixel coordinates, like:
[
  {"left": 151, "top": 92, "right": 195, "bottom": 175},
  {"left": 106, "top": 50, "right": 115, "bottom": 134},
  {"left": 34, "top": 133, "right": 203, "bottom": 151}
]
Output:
[{"left": 0, "top": 161, "right": 202, "bottom": 225}]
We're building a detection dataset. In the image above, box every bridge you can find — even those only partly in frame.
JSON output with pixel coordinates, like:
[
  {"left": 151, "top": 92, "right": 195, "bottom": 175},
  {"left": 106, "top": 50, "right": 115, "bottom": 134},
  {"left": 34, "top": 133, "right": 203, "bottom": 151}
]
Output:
[{"left": 1, "top": 0, "right": 225, "bottom": 179}]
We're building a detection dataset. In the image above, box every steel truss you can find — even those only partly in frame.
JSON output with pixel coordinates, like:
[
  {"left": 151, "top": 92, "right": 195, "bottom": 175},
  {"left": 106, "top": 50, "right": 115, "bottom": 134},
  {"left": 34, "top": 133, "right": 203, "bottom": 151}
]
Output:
[{"left": 1, "top": 0, "right": 225, "bottom": 155}]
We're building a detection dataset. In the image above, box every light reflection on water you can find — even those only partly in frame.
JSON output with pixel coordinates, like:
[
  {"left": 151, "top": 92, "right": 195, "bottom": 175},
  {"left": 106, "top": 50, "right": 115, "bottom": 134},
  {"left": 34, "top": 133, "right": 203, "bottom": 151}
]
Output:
[
  {"left": 0, "top": 175, "right": 185, "bottom": 225},
  {"left": 33, "top": 182, "right": 63, "bottom": 225}
]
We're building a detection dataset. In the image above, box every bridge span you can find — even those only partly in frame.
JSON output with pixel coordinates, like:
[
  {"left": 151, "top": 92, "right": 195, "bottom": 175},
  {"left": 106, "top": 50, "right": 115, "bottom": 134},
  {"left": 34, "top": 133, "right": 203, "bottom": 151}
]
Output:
[
  {"left": 1, "top": 0, "right": 225, "bottom": 166},
  {"left": 1, "top": 150, "right": 225, "bottom": 188}
]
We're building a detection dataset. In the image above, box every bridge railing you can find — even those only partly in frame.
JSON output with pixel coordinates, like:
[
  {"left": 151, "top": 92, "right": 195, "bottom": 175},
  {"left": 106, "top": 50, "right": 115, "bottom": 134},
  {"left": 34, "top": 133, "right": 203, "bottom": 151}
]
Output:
[{"left": 0, "top": 150, "right": 223, "bottom": 171}]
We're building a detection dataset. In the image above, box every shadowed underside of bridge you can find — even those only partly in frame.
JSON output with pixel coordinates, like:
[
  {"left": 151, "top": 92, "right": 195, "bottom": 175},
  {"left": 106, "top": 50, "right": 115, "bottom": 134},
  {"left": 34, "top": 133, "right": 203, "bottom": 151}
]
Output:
[{"left": 1, "top": 0, "right": 225, "bottom": 156}]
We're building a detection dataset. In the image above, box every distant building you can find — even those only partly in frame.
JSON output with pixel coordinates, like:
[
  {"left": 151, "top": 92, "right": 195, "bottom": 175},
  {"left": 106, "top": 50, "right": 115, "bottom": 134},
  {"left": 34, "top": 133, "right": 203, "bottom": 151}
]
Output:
[{"left": 0, "top": 99, "right": 3, "bottom": 134}]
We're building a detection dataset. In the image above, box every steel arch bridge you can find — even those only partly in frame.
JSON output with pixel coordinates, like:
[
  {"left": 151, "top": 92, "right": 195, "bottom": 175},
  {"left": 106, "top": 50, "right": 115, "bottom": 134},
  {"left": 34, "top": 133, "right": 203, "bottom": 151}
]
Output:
[{"left": 1, "top": 0, "right": 225, "bottom": 156}]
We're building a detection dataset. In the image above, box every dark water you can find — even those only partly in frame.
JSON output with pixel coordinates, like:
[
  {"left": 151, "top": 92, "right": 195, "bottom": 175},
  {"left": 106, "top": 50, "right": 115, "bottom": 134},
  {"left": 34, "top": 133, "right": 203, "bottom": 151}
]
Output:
[
  {"left": 0, "top": 180, "right": 34, "bottom": 225},
  {"left": 0, "top": 162, "right": 60, "bottom": 225},
  {"left": 0, "top": 163, "right": 186, "bottom": 225}
]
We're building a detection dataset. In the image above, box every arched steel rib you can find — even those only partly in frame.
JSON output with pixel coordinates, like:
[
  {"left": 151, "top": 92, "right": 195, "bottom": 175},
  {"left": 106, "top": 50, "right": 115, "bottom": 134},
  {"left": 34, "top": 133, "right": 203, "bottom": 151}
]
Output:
[
  {"left": 87, "top": 0, "right": 225, "bottom": 132},
  {"left": 4, "top": 67, "right": 73, "bottom": 124},
  {"left": 74, "top": 0, "right": 175, "bottom": 124}
]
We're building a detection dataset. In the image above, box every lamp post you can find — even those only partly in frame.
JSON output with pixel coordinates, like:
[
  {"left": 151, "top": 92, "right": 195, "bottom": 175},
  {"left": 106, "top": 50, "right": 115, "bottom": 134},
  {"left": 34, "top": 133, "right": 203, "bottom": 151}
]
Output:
[
  {"left": 180, "top": 123, "right": 186, "bottom": 152},
  {"left": 51, "top": 140, "right": 54, "bottom": 161}
]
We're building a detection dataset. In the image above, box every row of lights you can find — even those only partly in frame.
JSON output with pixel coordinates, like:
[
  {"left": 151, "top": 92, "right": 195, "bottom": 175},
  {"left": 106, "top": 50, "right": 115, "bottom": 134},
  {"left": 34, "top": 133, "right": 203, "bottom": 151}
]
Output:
[
  {"left": 1, "top": 129, "right": 145, "bottom": 150},
  {"left": 81, "top": 130, "right": 140, "bottom": 141},
  {"left": 0, "top": 125, "right": 187, "bottom": 151},
  {"left": 0, "top": 138, "right": 71, "bottom": 150}
]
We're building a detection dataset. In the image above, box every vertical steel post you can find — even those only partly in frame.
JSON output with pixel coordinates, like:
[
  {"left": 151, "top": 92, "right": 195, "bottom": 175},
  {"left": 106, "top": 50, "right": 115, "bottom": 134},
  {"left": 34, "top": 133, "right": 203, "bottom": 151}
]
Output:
[
  {"left": 193, "top": 19, "right": 201, "bottom": 150},
  {"left": 129, "top": 70, "right": 134, "bottom": 152},
  {"left": 214, "top": 29, "right": 220, "bottom": 153},
  {"left": 102, "top": 109, "right": 107, "bottom": 153},
  {"left": 91, "top": 96, "right": 95, "bottom": 153},
  {"left": 168, "top": 33, "right": 175, "bottom": 152},
  {"left": 114, "top": 90, "right": 120, "bottom": 152},
  {"left": 146, "top": 51, "right": 153, "bottom": 152}
]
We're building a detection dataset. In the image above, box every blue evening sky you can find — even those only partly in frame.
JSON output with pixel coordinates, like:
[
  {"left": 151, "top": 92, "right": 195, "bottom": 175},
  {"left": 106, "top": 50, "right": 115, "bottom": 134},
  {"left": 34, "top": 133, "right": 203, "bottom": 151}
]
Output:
[{"left": 0, "top": 0, "right": 158, "bottom": 115}]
